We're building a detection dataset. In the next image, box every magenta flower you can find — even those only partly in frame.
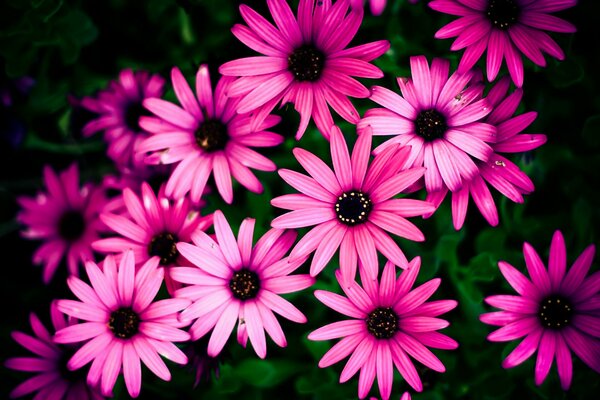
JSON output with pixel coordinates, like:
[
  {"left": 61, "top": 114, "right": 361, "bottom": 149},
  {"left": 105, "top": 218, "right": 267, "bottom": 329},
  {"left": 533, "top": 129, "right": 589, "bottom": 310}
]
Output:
[
  {"left": 54, "top": 252, "right": 191, "bottom": 398},
  {"left": 481, "top": 230, "right": 600, "bottom": 390},
  {"left": 309, "top": 258, "right": 458, "bottom": 399},
  {"left": 219, "top": 0, "right": 389, "bottom": 139},
  {"left": 430, "top": 0, "right": 577, "bottom": 87},
  {"left": 5, "top": 302, "right": 103, "bottom": 400},
  {"left": 17, "top": 164, "right": 108, "bottom": 283},
  {"left": 138, "top": 65, "right": 283, "bottom": 204},
  {"left": 82, "top": 69, "right": 165, "bottom": 168},
  {"left": 172, "top": 210, "right": 314, "bottom": 358},
  {"left": 93, "top": 182, "right": 213, "bottom": 294},
  {"left": 271, "top": 124, "right": 433, "bottom": 282}
]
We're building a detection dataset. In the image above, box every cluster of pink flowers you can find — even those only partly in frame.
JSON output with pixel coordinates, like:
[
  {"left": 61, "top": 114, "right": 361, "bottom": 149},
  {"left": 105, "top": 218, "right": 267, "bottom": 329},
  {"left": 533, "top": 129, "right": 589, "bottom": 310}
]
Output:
[{"left": 8, "top": 1, "right": 595, "bottom": 400}]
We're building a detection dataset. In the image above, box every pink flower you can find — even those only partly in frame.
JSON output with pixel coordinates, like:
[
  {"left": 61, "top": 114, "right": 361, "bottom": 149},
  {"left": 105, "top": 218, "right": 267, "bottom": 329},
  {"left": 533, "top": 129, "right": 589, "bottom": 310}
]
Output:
[
  {"left": 271, "top": 124, "right": 433, "bottom": 282},
  {"left": 53, "top": 252, "right": 191, "bottom": 398},
  {"left": 17, "top": 164, "right": 108, "bottom": 283},
  {"left": 138, "top": 65, "right": 283, "bottom": 204},
  {"left": 481, "top": 230, "right": 600, "bottom": 390},
  {"left": 82, "top": 69, "right": 165, "bottom": 169},
  {"left": 172, "top": 210, "right": 314, "bottom": 358},
  {"left": 5, "top": 302, "right": 104, "bottom": 400},
  {"left": 219, "top": 0, "right": 389, "bottom": 139},
  {"left": 92, "top": 182, "right": 213, "bottom": 294},
  {"left": 429, "top": 0, "right": 577, "bottom": 86},
  {"left": 309, "top": 259, "right": 458, "bottom": 399}
]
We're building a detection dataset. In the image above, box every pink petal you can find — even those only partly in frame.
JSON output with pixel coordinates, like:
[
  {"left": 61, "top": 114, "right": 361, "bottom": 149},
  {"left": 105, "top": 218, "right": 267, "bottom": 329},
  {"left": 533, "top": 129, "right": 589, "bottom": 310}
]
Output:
[{"left": 502, "top": 328, "right": 543, "bottom": 368}]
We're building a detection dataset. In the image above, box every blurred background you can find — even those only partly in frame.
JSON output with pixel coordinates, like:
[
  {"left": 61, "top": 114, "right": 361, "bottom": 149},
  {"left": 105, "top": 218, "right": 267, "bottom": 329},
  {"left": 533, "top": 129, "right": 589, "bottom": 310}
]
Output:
[{"left": 0, "top": 0, "right": 598, "bottom": 398}]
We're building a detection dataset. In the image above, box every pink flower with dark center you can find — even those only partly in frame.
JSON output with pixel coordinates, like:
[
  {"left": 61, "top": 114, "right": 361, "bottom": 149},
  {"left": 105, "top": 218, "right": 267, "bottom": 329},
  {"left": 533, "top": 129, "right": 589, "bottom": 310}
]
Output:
[
  {"left": 92, "top": 182, "right": 213, "bottom": 294},
  {"left": 309, "top": 258, "right": 458, "bottom": 399},
  {"left": 54, "top": 252, "right": 191, "bottom": 398},
  {"left": 219, "top": 0, "right": 389, "bottom": 139},
  {"left": 138, "top": 65, "right": 283, "bottom": 204},
  {"left": 271, "top": 124, "right": 433, "bottom": 282},
  {"left": 17, "top": 164, "right": 108, "bottom": 283},
  {"left": 429, "top": 0, "right": 577, "bottom": 86},
  {"left": 5, "top": 302, "right": 104, "bottom": 400},
  {"left": 481, "top": 230, "right": 600, "bottom": 390},
  {"left": 82, "top": 69, "right": 165, "bottom": 168},
  {"left": 172, "top": 210, "right": 314, "bottom": 358}
]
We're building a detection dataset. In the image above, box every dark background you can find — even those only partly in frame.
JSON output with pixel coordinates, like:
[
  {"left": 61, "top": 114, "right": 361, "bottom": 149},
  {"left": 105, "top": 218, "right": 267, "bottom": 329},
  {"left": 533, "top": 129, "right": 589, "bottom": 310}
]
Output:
[{"left": 0, "top": 0, "right": 598, "bottom": 398}]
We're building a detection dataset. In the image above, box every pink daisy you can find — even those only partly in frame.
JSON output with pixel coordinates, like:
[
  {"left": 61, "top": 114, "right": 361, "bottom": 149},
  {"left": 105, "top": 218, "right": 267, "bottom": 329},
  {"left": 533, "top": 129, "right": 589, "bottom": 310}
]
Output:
[
  {"left": 138, "top": 65, "right": 283, "bottom": 204},
  {"left": 92, "top": 182, "right": 213, "bottom": 294},
  {"left": 5, "top": 302, "right": 103, "bottom": 400},
  {"left": 82, "top": 69, "right": 165, "bottom": 168},
  {"left": 53, "top": 252, "right": 191, "bottom": 398},
  {"left": 441, "top": 75, "right": 547, "bottom": 229},
  {"left": 17, "top": 164, "right": 108, "bottom": 283},
  {"left": 271, "top": 125, "right": 434, "bottom": 282},
  {"left": 172, "top": 210, "right": 314, "bottom": 358},
  {"left": 481, "top": 230, "right": 600, "bottom": 390},
  {"left": 219, "top": 0, "right": 389, "bottom": 139},
  {"left": 429, "top": 0, "right": 577, "bottom": 87},
  {"left": 309, "top": 258, "right": 458, "bottom": 399}
]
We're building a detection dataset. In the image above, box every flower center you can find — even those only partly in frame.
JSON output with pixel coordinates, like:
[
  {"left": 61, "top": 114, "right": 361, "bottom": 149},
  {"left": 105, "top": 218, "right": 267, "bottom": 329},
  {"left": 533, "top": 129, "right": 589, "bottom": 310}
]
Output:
[
  {"left": 58, "top": 210, "right": 86, "bottom": 242},
  {"left": 288, "top": 45, "right": 325, "bottom": 82},
  {"left": 229, "top": 269, "right": 260, "bottom": 300},
  {"left": 366, "top": 307, "right": 399, "bottom": 339},
  {"left": 108, "top": 307, "right": 140, "bottom": 339},
  {"left": 148, "top": 232, "right": 179, "bottom": 265},
  {"left": 195, "top": 119, "right": 228, "bottom": 152},
  {"left": 124, "top": 101, "right": 150, "bottom": 132},
  {"left": 486, "top": 0, "right": 520, "bottom": 30},
  {"left": 538, "top": 296, "right": 573, "bottom": 330},
  {"left": 415, "top": 109, "right": 447, "bottom": 141},
  {"left": 335, "top": 191, "right": 372, "bottom": 226}
]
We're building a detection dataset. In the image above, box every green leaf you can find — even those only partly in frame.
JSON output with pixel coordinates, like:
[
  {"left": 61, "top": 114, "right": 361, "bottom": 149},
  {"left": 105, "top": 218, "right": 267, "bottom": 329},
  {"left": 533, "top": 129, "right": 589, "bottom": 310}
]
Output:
[{"left": 233, "top": 358, "right": 303, "bottom": 388}]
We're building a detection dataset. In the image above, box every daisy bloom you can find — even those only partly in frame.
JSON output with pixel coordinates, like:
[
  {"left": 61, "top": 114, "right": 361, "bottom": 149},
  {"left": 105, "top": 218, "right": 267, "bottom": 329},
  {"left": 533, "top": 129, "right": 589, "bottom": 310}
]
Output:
[
  {"left": 93, "top": 182, "right": 213, "bottom": 294},
  {"left": 271, "top": 125, "right": 433, "bottom": 282},
  {"left": 444, "top": 75, "right": 547, "bottom": 229},
  {"left": 82, "top": 69, "right": 165, "bottom": 168},
  {"left": 429, "top": 0, "right": 577, "bottom": 86},
  {"left": 17, "top": 164, "right": 108, "bottom": 283},
  {"left": 219, "top": 0, "right": 389, "bottom": 139},
  {"left": 5, "top": 302, "right": 103, "bottom": 400},
  {"left": 309, "top": 258, "right": 458, "bottom": 399},
  {"left": 138, "top": 65, "right": 283, "bottom": 204},
  {"left": 53, "top": 252, "right": 191, "bottom": 398},
  {"left": 481, "top": 230, "right": 600, "bottom": 390},
  {"left": 172, "top": 210, "right": 314, "bottom": 358}
]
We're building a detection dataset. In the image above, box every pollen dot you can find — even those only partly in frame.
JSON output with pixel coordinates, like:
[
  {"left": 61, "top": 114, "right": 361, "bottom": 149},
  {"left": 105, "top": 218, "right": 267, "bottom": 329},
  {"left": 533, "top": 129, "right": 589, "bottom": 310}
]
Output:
[
  {"left": 538, "top": 295, "right": 573, "bottom": 330},
  {"left": 415, "top": 109, "right": 447, "bottom": 141},
  {"left": 335, "top": 191, "right": 372, "bottom": 226},
  {"left": 486, "top": 0, "right": 520, "bottom": 30},
  {"left": 366, "top": 307, "right": 399, "bottom": 339},
  {"left": 229, "top": 269, "right": 260, "bottom": 300},
  {"left": 108, "top": 308, "right": 140, "bottom": 339},
  {"left": 288, "top": 45, "right": 325, "bottom": 82}
]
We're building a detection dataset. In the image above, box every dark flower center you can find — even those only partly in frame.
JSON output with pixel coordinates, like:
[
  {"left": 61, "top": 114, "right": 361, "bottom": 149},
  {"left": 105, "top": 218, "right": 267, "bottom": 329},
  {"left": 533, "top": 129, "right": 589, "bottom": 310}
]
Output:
[
  {"left": 58, "top": 210, "right": 86, "bottom": 242},
  {"left": 229, "top": 269, "right": 260, "bottom": 300},
  {"left": 486, "top": 0, "right": 520, "bottom": 30},
  {"left": 538, "top": 296, "right": 573, "bottom": 330},
  {"left": 366, "top": 307, "right": 399, "bottom": 339},
  {"left": 415, "top": 109, "right": 447, "bottom": 141},
  {"left": 148, "top": 232, "right": 179, "bottom": 265},
  {"left": 195, "top": 119, "right": 228, "bottom": 152},
  {"left": 335, "top": 191, "right": 372, "bottom": 226},
  {"left": 288, "top": 45, "right": 325, "bottom": 82},
  {"left": 124, "top": 101, "right": 150, "bottom": 132},
  {"left": 108, "top": 307, "right": 140, "bottom": 339}
]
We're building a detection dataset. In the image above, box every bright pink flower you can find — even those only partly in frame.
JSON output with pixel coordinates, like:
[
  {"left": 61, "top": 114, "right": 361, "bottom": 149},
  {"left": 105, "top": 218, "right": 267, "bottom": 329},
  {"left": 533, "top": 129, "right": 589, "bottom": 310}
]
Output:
[
  {"left": 219, "top": 0, "right": 389, "bottom": 139},
  {"left": 5, "top": 302, "right": 104, "bottom": 400},
  {"left": 271, "top": 124, "right": 433, "bottom": 282},
  {"left": 138, "top": 65, "right": 283, "bottom": 204},
  {"left": 429, "top": 0, "right": 577, "bottom": 87},
  {"left": 17, "top": 164, "right": 108, "bottom": 283},
  {"left": 82, "top": 69, "right": 165, "bottom": 168},
  {"left": 54, "top": 252, "right": 191, "bottom": 398},
  {"left": 172, "top": 210, "right": 314, "bottom": 358},
  {"left": 309, "top": 259, "right": 458, "bottom": 399},
  {"left": 481, "top": 230, "right": 600, "bottom": 390},
  {"left": 93, "top": 182, "right": 213, "bottom": 294}
]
